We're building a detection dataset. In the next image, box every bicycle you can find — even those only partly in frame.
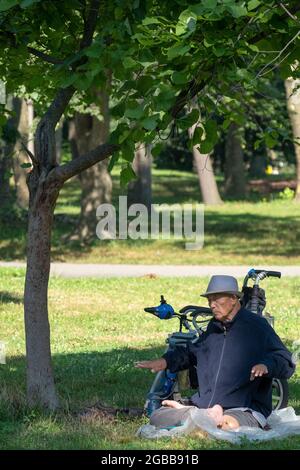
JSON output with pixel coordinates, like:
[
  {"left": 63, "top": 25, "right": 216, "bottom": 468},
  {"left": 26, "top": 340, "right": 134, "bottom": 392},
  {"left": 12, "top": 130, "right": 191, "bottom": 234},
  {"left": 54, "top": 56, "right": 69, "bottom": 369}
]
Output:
[{"left": 143, "top": 268, "right": 289, "bottom": 416}]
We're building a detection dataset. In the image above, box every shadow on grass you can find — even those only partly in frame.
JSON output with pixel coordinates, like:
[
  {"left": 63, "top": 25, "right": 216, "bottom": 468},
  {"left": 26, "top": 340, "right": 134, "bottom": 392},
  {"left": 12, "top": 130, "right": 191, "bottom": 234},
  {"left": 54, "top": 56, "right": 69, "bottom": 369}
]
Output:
[
  {"left": 1, "top": 346, "right": 299, "bottom": 450},
  {"left": 2, "top": 344, "right": 299, "bottom": 414},
  {"left": 209, "top": 213, "right": 300, "bottom": 257},
  {"left": 1, "top": 166, "right": 300, "bottom": 262},
  {"left": 0, "top": 346, "right": 164, "bottom": 414},
  {"left": 1, "top": 208, "right": 299, "bottom": 262},
  {"left": 0, "top": 291, "right": 23, "bottom": 304},
  {"left": 172, "top": 211, "right": 300, "bottom": 257}
]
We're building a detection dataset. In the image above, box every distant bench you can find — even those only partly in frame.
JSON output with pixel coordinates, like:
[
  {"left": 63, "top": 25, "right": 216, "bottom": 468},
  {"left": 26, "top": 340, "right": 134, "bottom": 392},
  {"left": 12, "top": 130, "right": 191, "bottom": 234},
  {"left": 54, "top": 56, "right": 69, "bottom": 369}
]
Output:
[{"left": 247, "top": 179, "right": 296, "bottom": 194}]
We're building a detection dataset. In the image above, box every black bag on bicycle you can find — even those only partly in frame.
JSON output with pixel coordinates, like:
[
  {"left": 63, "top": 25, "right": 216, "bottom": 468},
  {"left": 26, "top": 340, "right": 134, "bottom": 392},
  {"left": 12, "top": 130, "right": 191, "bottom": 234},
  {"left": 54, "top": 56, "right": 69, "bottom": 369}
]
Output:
[{"left": 241, "top": 286, "right": 266, "bottom": 316}]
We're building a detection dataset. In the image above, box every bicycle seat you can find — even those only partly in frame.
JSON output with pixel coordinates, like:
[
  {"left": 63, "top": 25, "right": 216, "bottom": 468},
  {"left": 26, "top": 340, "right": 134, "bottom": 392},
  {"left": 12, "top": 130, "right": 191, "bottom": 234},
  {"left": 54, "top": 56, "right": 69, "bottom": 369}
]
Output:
[{"left": 167, "top": 332, "right": 198, "bottom": 346}]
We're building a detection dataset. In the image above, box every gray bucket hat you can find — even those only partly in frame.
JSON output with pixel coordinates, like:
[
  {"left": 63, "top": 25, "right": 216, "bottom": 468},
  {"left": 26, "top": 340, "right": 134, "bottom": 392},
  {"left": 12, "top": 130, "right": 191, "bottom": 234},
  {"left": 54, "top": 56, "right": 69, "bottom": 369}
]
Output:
[{"left": 201, "top": 275, "right": 242, "bottom": 298}]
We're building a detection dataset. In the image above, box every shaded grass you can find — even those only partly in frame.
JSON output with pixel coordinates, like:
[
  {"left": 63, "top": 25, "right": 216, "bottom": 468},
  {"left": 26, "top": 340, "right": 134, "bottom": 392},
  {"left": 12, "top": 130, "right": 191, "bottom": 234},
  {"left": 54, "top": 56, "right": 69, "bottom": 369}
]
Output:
[{"left": 0, "top": 268, "right": 299, "bottom": 449}]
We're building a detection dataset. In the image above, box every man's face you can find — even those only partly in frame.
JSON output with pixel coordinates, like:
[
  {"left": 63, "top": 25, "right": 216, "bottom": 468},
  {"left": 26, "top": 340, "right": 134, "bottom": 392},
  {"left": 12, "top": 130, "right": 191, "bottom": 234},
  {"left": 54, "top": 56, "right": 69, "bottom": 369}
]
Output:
[{"left": 207, "top": 293, "right": 239, "bottom": 322}]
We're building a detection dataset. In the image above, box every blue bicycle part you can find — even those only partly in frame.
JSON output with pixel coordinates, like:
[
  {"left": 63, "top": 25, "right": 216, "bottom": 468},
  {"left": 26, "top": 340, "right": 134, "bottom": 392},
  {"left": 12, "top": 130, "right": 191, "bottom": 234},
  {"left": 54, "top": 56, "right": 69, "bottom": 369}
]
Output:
[
  {"left": 145, "top": 370, "right": 178, "bottom": 416},
  {"left": 144, "top": 295, "right": 175, "bottom": 320}
]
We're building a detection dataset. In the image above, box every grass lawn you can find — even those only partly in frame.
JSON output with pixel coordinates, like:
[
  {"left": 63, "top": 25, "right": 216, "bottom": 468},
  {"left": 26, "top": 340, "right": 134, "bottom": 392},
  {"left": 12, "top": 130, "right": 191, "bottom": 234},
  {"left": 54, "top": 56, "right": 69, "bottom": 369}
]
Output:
[
  {"left": 1, "top": 168, "right": 300, "bottom": 265},
  {"left": 0, "top": 268, "right": 299, "bottom": 449}
]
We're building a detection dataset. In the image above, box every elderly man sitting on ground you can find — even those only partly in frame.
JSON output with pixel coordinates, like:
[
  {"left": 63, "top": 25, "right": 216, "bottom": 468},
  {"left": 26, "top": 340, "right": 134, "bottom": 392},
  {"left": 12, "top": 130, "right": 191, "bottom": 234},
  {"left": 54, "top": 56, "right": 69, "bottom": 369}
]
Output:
[{"left": 136, "top": 275, "right": 295, "bottom": 431}]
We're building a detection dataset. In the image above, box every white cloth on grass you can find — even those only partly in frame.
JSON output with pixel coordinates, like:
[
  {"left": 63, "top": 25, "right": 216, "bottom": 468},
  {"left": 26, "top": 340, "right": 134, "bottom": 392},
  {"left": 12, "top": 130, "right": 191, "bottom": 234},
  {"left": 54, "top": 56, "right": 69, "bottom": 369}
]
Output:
[{"left": 136, "top": 407, "right": 300, "bottom": 444}]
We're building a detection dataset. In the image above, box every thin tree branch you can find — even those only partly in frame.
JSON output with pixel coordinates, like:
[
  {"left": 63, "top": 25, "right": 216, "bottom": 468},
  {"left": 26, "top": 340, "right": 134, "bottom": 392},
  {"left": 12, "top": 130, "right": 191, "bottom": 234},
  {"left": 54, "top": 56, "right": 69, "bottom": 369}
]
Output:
[
  {"left": 27, "top": 47, "right": 64, "bottom": 65},
  {"left": 41, "top": 87, "right": 76, "bottom": 128},
  {"left": 35, "top": 87, "right": 76, "bottom": 169},
  {"left": 170, "top": 79, "right": 207, "bottom": 118},
  {"left": 48, "top": 143, "right": 120, "bottom": 183},
  {"left": 36, "top": 0, "right": 102, "bottom": 169},
  {"left": 38, "top": 0, "right": 101, "bottom": 128},
  {"left": 279, "top": 2, "right": 299, "bottom": 20},
  {"left": 249, "top": 4, "right": 300, "bottom": 44},
  {"left": 20, "top": 140, "right": 38, "bottom": 167},
  {"left": 80, "top": 0, "right": 101, "bottom": 49},
  {"left": 255, "top": 28, "right": 300, "bottom": 79},
  {"left": 170, "top": 4, "right": 300, "bottom": 118},
  {"left": 258, "top": 50, "right": 292, "bottom": 77}
]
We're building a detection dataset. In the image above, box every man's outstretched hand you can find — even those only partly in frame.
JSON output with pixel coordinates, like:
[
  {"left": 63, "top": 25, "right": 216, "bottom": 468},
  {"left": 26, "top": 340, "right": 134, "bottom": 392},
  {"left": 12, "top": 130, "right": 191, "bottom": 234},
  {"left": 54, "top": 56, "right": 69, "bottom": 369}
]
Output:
[
  {"left": 250, "top": 364, "right": 268, "bottom": 381},
  {"left": 134, "top": 358, "right": 167, "bottom": 373}
]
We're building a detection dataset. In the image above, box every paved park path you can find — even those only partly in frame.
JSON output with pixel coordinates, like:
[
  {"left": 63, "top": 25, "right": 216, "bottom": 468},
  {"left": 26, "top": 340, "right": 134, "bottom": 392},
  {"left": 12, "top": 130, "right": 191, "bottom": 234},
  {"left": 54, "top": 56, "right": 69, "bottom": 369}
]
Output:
[{"left": 1, "top": 261, "right": 300, "bottom": 277}]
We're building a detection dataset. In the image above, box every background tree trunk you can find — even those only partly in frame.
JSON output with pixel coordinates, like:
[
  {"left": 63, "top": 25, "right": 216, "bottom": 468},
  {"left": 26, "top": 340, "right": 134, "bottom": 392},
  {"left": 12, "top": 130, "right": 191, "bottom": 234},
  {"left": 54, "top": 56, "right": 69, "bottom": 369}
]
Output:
[
  {"left": 285, "top": 77, "right": 300, "bottom": 201},
  {"left": 68, "top": 118, "right": 79, "bottom": 160},
  {"left": 0, "top": 138, "right": 12, "bottom": 209},
  {"left": 69, "top": 91, "right": 112, "bottom": 242},
  {"left": 188, "top": 126, "right": 223, "bottom": 205},
  {"left": 127, "top": 144, "right": 152, "bottom": 211},
  {"left": 55, "top": 117, "right": 63, "bottom": 164},
  {"left": 224, "top": 123, "right": 246, "bottom": 198},
  {"left": 0, "top": 95, "right": 19, "bottom": 209},
  {"left": 13, "top": 98, "right": 33, "bottom": 209}
]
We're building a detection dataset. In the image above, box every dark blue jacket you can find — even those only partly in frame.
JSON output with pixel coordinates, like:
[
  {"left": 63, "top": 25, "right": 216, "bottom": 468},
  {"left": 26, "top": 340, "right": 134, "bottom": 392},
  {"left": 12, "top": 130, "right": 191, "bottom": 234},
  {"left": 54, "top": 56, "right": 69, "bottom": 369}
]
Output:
[{"left": 163, "top": 307, "right": 295, "bottom": 418}]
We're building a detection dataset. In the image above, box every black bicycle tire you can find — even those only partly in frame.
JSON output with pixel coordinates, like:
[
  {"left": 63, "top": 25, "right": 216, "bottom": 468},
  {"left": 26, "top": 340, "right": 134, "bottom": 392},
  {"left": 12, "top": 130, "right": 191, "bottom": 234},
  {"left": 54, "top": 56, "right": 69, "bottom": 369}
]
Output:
[{"left": 272, "top": 378, "right": 289, "bottom": 410}]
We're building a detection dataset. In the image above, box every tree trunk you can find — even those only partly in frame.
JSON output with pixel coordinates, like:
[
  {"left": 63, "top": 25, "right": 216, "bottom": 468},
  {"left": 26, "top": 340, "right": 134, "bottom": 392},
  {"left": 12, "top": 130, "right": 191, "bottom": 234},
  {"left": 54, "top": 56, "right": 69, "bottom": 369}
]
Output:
[
  {"left": 0, "top": 140, "right": 12, "bottom": 209},
  {"left": 285, "top": 77, "right": 300, "bottom": 201},
  {"left": 27, "top": 99, "right": 35, "bottom": 156},
  {"left": 13, "top": 98, "right": 32, "bottom": 209},
  {"left": 24, "top": 172, "right": 61, "bottom": 409},
  {"left": 188, "top": 126, "right": 223, "bottom": 205},
  {"left": 127, "top": 144, "right": 152, "bottom": 211},
  {"left": 0, "top": 95, "right": 19, "bottom": 209},
  {"left": 69, "top": 91, "right": 112, "bottom": 242},
  {"left": 224, "top": 123, "right": 246, "bottom": 198},
  {"left": 55, "top": 117, "right": 63, "bottom": 164},
  {"left": 24, "top": 98, "right": 118, "bottom": 409},
  {"left": 23, "top": 85, "right": 75, "bottom": 409},
  {"left": 22, "top": 2, "right": 117, "bottom": 410}
]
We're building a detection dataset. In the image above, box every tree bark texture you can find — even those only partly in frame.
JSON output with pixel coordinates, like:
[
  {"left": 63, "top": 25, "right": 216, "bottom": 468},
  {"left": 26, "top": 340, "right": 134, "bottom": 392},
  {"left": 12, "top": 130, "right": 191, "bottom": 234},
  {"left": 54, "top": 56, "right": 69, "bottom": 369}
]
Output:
[
  {"left": 224, "top": 123, "right": 246, "bottom": 199},
  {"left": 13, "top": 98, "right": 33, "bottom": 209},
  {"left": 188, "top": 124, "right": 223, "bottom": 205},
  {"left": 24, "top": 168, "right": 62, "bottom": 409},
  {"left": 285, "top": 77, "right": 300, "bottom": 201},
  {"left": 127, "top": 144, "right": 152, "bottom": 211},
  {"left": 69, "top": 90, "right": 112, "bottom": 243}
]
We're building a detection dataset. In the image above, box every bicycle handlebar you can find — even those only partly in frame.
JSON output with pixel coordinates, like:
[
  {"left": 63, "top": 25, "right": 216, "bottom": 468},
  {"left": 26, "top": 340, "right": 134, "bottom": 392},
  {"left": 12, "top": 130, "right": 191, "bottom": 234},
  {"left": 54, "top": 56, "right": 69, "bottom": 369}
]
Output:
[
  {"left": 244, "top": 268, "right": 281, "bottom": 315},
  {"left": 243, "top": 269, "right": 282, "bottom": 290},
  {"left": 251, "top": 269, "right": 281, "bottom": 279},
  {"left": 144, "top": 301, "right": 212, "bottom": 336},
  {"left": 144, "top": 307, "right": 157, "bottom": 314}
]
